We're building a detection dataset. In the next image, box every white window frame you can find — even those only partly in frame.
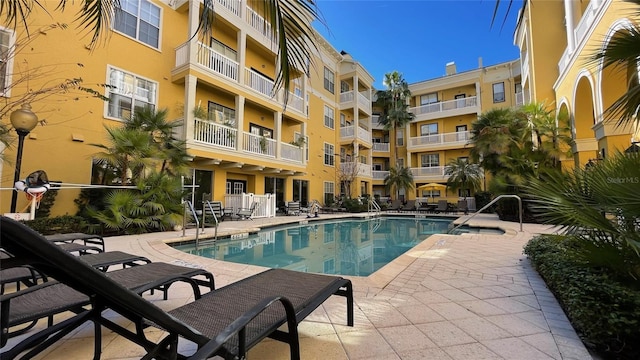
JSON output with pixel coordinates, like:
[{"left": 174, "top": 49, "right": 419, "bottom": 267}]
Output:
[
  {"left": 323, "top": 181, "right": 335, "bottom": 205},
  {"left": 324, "top": 142, "right": 335, "bottom": 166},
  {"left": 210, "top": 38, "right": 237, "bottom": 61},
  {"left": 0, "top": 27, "right": 15, "bottom": 97},
  {"left": 208, "top": 101, "right": 236, "bottom": 125},
  {"left": 323, "top": 67, "right": 334, "bottom": 94},
  {"left": 396, "top": 129, "right": 404, "bottom": 146},
  {"left": 105, "top": 66, "right": 158, "bottom": 121},
  {"left": 324, "top": 105, "right": 335, "bottom": 129},
  {"left": 420, "top": 93, "right": 438, "bottom": 105},
  {"left": 421, "top": 154, "right": 440, "bottom": 167},
  {"left": 113, "top": 0, "right": 162, "bottom": 49},
  {"left": 493, "top": 82, "right": 505, "bottom": 103},
  {"left": 420, "top": 123, "right": 438, "bottom": 136}
]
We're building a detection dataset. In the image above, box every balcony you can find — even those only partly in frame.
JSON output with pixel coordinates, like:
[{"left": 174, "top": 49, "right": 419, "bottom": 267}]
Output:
[
  {"left": 410, "top": 166, "right": 447, "bottom": 181},
  {"left": 285, "top": 92, "right": 304, "bottom": 114},
  {"left": 407, "top": 131, "right": 471, "bottom": 151},
  {"left": 243, "top": 132, "right": 276, "bottom": 157},
  {"left": 281, "top": 142, "right": 304, "bottom": 162},
  {"left": 372, "top": 142, "right": 390, "bottom": 153},
  {"left": 339, "top": 90, "right": 372, "bottom": 113},
  {"left": 408, "top": 96, "right": 478, "bottom": 121},
  {"left": 245, "top": 5, "right": 276, "bottom": 44},
  {"left": 557, "top": 0, "right": 605, "bottom": 75},
  {"left": 193, "top": 118, "right": 237, "bottom": 149},
  {"left": 245, "top": 68, "right": 275, "bottom": 98},
  {"left": 372, "top": 115, "right": 385, "bottom": 130},
  {"left": 372, "top": 170, "right": 389, "bottom": 180},
  {"left": 340, "top": 125, "right": 372, "bottom": 144},
  {"left": 340, "top": 162, "right": 372, "bottom": 178},
  {"left": 216, "top": 0, "right": 241, "bottom": 17}
]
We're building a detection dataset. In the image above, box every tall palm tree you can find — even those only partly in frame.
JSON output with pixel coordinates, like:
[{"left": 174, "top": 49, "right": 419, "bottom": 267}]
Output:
[
  {"left": 1, "top": 0, "right": 320, "bottom": 97},
  {"left": 470, "top": 108, "right": 522, "bottom": 176},
  {"left": 444, "top": 158, "right": 483, "bottom": 197},
  {"left": 384, "top": 166, "right": 414, "bottom": 201},
  {"left": 91, "top": 126, "right": 154, "bottom": 184},
  {"left": 376, "top": 71, "right": 415, "bottom": 167}
]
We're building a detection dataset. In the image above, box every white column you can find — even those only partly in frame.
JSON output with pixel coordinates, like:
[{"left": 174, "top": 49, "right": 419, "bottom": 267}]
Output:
[
  {"left": 564, "top": 0, "right": 575, "bottom": 54},
  {"left": 301, "top": 122, "right": 307, "bottom": 165},
  {"left": 188, "top": 0, "right": 200, "bottom": 63},
  {"left": 235, "top": 95, "right": 245, "bottom": 151},
  {"left": 238, "top": 31, "right": 247, "bottom": 85},
  {"left": 274, "top": 112, "right": 282, "bottom": 158},
  {"left": 184, "top": 75, "right": 198, "bottom": 141}
]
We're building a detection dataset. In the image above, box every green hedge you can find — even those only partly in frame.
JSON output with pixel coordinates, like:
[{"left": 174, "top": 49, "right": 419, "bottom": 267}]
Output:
[
  {"left": 22, "top": 215, "right": 93, "bottom": 235},
  {"left": 524, "top": 235, "right": 640, "bottom": 359}
]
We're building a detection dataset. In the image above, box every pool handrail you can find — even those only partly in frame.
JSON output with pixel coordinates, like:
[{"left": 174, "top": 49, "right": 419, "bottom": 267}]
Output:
[
  {"left": 368, "top": 198, "right": 381, "bottom": 215},
  {"left": 448, "top": 194, "right": 522, "bottom": 234}
]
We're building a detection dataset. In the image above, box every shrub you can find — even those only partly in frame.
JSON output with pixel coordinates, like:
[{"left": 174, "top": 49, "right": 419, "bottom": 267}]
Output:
[
  {"left": 524, "top": 235, "right": 640, "bottom": 359},
  {"left": 22, "top": 215, "right": 90, "bottom": 235}
]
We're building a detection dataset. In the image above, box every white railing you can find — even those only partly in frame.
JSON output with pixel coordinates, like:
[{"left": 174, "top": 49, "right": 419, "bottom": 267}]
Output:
[
  {"left": 175, "top": 42, "right": 189, "bottom": 67},
  {"left": 340, "top": 125, "right": 355, "bottom": 139},
  {"left": 372, "top": 143, "right": 390, "bottom": 152},
  {"left": 574, "top": 0, "right": 595, "bottom": 46},
  {"left": 224, "top": 193, "right": 276, "bottom": 218},
  {"left": 340, "top": 162, "right": 372, "bottom": 177},
  {"left": 410, "top": 166, "right": 446, "bottom": 178},
  {"left": 198, "top": 42, "right": 239, "bottom": 81},
  {"left": 243, "top": 132, "right": 276, "bottom": 157},
  {"left": 246, "top": 6, "right": 275, "bottom": 42},
  {"left": 409, "top": 96, "right": 477, "bottom": 116},
  {"left": 358, "top": 91, "right": 371, "bottom": 112},
  {"left": 281, "top": 142, "right": 304, "bottom": 162},
  {"left": 408, "top": 131, "right": 470, "bottom": 148},
  {"left": 372, "top": 115, "right": 385, "bottom": 129},
  {"left": 245, "top": 68, "right": 275, "bottom": 97},
  {"left": 340, "top": 91, "right": 354, "bottom": 104},
  {"left": 372, "top": 170, "right": 389, "bottom": 180},
  {"left": 216, "top": 0, "right": 241, "bottom": 17},
  {"left": 357, "top": 125, "right": 372, "bottom": 143},
  {"left": 193, "top": 118, "right": 237, "bottom": 149},
  {"left": 286, "top": 92, "right": 304, "bottom": 113}
]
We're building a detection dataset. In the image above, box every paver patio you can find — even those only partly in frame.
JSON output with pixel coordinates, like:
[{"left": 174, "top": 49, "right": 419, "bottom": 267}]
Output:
[{"left": 3, "top": 213, "right": 592, "bottom": 359}]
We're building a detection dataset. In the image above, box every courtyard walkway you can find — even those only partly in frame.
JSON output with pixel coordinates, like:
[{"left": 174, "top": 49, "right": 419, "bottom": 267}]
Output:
[{"left": 5, "top": 213, "right": 592, "bottom": 359}]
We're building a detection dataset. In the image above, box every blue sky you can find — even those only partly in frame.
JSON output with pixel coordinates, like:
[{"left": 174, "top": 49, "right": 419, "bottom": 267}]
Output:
[{"left": 313, "top": 0, "right": 524, "bottom": 89}]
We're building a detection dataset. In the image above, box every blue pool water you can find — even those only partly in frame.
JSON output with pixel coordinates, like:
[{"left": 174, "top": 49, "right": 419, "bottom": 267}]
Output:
[{"left": 173, "top": 217, "right": 455, "bottom": 276}]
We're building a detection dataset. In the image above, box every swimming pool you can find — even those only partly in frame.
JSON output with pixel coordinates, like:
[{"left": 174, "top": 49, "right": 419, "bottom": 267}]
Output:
[{"left": 173, "top": 217, "right": 456, "bottom": 276}]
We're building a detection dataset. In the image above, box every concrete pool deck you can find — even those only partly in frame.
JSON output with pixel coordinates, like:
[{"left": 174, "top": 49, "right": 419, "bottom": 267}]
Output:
[{"left": 5, "top": 213, "right": 593, "bottom": 359}]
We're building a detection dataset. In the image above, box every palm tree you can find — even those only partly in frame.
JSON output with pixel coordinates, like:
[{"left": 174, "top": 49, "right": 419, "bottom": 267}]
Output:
[
  {"left": 376, "top": 71, "right": 415, "bottom": 167},
  {"left": 384, "top": 166, "right": 414, "bottom": 201},
  {"left": 91, "top": 126, "right": 154, "bottom": 184},
  {"left": 444, "top": 158, "right": 483, "bottom": 197},
  {"left": 470, "top": 108, "right": 522, "bottom": 176},
  {"left": 591, "top": 0, "right": 640, "bottom": 130},
  {"left": 1, "top": 0, "right": 320, "bottom": 97}
]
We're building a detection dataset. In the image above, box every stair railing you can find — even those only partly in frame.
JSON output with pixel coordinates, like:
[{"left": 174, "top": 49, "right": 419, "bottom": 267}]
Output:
[{"left": 448, "top": 194, "right": 522, "bottom": 234}]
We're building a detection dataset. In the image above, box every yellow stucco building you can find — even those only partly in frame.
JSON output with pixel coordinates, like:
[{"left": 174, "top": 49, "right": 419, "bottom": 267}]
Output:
[{"left": 515, "top": 0, "right": 640, "bottom": 168}]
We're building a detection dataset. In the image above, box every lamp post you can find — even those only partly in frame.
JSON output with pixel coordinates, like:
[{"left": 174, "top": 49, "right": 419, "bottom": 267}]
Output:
[{"left": 9, "top": 103, "right": 38, "bottom": 213}]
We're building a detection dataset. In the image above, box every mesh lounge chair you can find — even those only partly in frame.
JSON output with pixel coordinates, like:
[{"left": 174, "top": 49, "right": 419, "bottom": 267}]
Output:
[
  {"left": 45, "top": 233, "right": 105, "bottom": 252},
  {"left": 236, "top": 202, "right": 257, "bottom": 220},
  {"left": 1, "top": 216, "right": 353, "bottom": 360},
  {"left": 402, "top": 200, "right": 417, "bottom": 212},
  {"left": 286, "top": 201, "right": 301, "bottom": 216},
  {"left": 387, "top": 199, "right": 403, "bottom": 212},
  {"left": 435, "top": 200, "right": 449, "bottom": 213},
  {"left": 457, "top": 199, "right": 469, "bottom": 214}
]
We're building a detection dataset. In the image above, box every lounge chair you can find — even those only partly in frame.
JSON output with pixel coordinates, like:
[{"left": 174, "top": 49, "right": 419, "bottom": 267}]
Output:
[
  {"left": 45, "top": 233, "right": 105, "bottom": 252},
  {"left": 402, "top": 200, "right": 417, "bottom": 212},
  {"left": 286, "top": 201, "right": 301, "bottom": 216},
  {"left": 387, "top": 199, "right": 403, "bottom": 212},
  {"left": 0, "top": 251, "right": 46, "bottom": 294},
  {"left": 435, "top": 200, "right": 449, "bottom": 213},
  {"left": 236, "top": 201, "right": 257, "bottom": 220},
  {"left": 1, "top": 216, "right": 354, "bottom": 360},
  {"left": 457, "top": 199, "right": 469, "bottom": 214}
]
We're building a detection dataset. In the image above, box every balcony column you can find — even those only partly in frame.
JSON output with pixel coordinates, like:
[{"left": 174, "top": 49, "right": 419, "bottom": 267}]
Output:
[
  {"left": 238, "top": 31, "right": 247, "bottom": 85},
  {"left": 184, "top": 74, "right": 198, "bottom": 141},
  {"left": 187, "top": 0, "right": 200, "bottom": 63},
  {"left": 564, "top": 0, "right": 576, "bottom": 54},
  {"left": 274, "top": 111, "right": 282, "bottom": 158},
  {"left": 475, "top": 82, "right": 482, "bottom": 114},
  {"left": 301, "top": 122, "right": 307, "bottom": 165},
  {"left": 235, "top": 95, "right": 245, "bottom": 151}
]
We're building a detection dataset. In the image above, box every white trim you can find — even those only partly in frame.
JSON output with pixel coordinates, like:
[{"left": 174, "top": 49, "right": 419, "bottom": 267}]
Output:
[
  {"left": 0, "top": 26, "right": 16, "bottom": 98},
  {"left": 111, "top": 0, "right": 163, "bottom": 51},
  {"left": 104, "top": 65, "right": 159, "bottom": 121}
]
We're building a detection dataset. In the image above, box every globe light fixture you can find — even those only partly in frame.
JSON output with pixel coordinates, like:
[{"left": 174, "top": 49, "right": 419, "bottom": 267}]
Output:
[{"left": 9, "top": 103, "right": 38, "bottom": 213}]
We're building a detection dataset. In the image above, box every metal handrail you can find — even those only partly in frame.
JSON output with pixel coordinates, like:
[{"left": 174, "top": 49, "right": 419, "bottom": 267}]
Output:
[
  {"left": 448, "top": 194, "right": 522, "bottom": 234},
  {"left": 202, "top": 200, "right": 219, "bottom": 242},
  {"left": 183, "top": 201, "right": 201, "bottom": 248},
  {"left": 368, "top": 199, "right": 381, "bottom": 215}
]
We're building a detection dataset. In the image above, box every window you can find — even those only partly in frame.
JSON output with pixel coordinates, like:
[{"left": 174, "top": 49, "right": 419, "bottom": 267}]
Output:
[
  {"left": 323, "top": 258, "right": 335, "bottom": 274},
  {"left": 323, "top": 67, "right": 334, "bottom": 94},
  {"left": 323, "top": 181, "right": 335, "bottom": 205},
  {"left": 114, "top": 0, "right": 161, "bottom": 48},
  {"left": 210, "top": 38, "right": 237, "bottom": 61},
  {"left": 324, "top": 143, "right": 335, "bottom": 166},
  {"left": 396, "top": 158, "right": 404, "bottom": 168},
  {"left": 420, "top": 123, "right": 438, "bottom": 136},
  {"left": 420, "top": 93, "right": 438, "bottom": 105},
  {"left": 324, "top": 106, "right": 334, "bottom": 129},
  {"left": 456, "top": 125, "right": 468, "bottom": 141},
  {"left": 107, "top": 67, "right": 158, "bottom": 120},
  {"left": 421, "top": 154, "right": 439, "bottom": 167},
  {"left": 0, "top": 28, "right": 14, "bottom": 96},
  {"left": 340, "top": 113, "right": 346, "bottom": 127},
  {"left": 459, "top": 189, "right": 471, "bottom": 197},
  {"left": 493, "top": 82, "right": 505, "bottom": 103},
  {"left": 396, "top": 129, "right": 404, "bottom": 146},
  {"left": 515, "top": 82, "right": 522, "bottom": 93},
  {"left": 250, "top": 123, "right": 272, "bottom": 138},
  {"left": 340, "top": 80, "right": 350, "bottom": 93},
  {"left": 207, "top": 102, "right": 235, "bottom": 125}
]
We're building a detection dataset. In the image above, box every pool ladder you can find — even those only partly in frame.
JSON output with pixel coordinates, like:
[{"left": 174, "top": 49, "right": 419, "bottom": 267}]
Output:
[
  {"left": 368, "top": 199, "right": 381, "bottom": 216},
  {"left": 448, "top": 194, "right": 523, "bottom": 234},
  {"left": 182, "top": 200, "right": 219, "bottom": 249}
]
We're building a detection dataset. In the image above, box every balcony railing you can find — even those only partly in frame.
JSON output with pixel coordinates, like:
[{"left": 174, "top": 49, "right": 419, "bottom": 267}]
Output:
[
  {"left": 408, "top": 131, "right": 470, "bottom": 149},
  {"left": 357, "top": 126, "right": 372, "bottom": 143},
  {"left": 372, "top": 142, "right": 390, "bottom": 152},
  {"left": 197, "top": 42, "right": 240, "bottom": 81},
  {"left": 216, "top": 0, "right": 241, "bottom": 16},
  {"left": 340, "top": 162, "right": 372, "bottom": 177},
  {"left": 341, "top": 125, "right": 372, "bottom": 143},
  {"left": 372, "top": 170, "right": 389, "bottom": 180},
  {"left": 245, "top": 68, "right": 275, "bottom": 98},
  {"left": 193, "top": 118, "right": 237, "bottom": 149},
  {"left": 243, "top": 132, "right": 276, "bottom": 157},
  {"left": 246, "top": 6, "right": 275, "bottom": 42},
  {"left": 409, "top": 96, "right": 477, "bottom": 116},
  {"left": 340, "top": 91, "right": 354, "bottom": 103},
  {"left": 286, "top": 92, "right": 304, "bottom": 113},
  {"left": 281, "top": 142, "right": 304, "bottom": 162},
  {"left": 358, "top": 91, "right": 371, "bottom": 112},
  {"left": 410, "top": 166, "right": 446, "bottom": 178}
]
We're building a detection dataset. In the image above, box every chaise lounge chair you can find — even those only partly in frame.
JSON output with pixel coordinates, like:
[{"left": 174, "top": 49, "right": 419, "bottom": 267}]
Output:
[
  {"left": 0, "top": 216, "right": 354, "bottom": 360},
  {"left": 387, "top": 199, "right": 403, "bottom": 212},
  {"left": 286, "top": 201, "right": 301, "bottom": 216},
  {"left": 236, "top": 201, "right": 258, "bottom": 220}
]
